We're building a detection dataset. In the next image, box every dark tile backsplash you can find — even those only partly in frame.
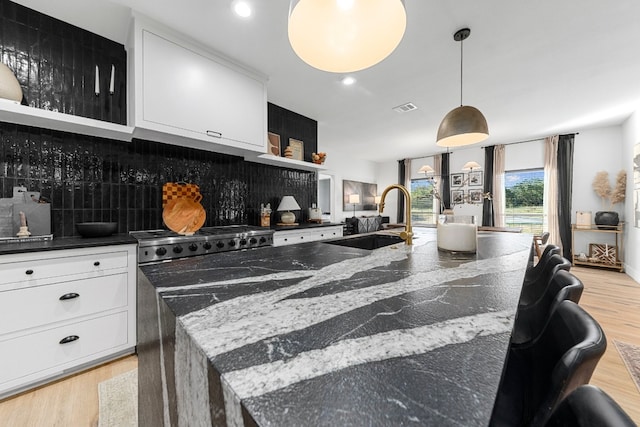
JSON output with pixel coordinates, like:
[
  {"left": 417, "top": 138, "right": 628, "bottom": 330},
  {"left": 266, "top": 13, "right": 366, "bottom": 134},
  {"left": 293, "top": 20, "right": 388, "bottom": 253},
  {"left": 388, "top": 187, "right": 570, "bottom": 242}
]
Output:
[
  {"left": 0, "top": 122, "right": 317, "bottom": 237},
  {"left": 1, "top": 0, "right": 127, "bottom": 124}
]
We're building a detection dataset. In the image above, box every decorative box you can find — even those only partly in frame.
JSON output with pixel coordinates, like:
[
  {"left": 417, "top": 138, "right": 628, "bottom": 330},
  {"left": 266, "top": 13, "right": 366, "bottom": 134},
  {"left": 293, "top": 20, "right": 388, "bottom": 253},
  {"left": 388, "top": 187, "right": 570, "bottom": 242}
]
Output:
[
  {"left": 589, "top": 243, "right": 617, "bottom": 265},
  {"left": 576, "top": 211, "right": 592, "bottom": 229}
]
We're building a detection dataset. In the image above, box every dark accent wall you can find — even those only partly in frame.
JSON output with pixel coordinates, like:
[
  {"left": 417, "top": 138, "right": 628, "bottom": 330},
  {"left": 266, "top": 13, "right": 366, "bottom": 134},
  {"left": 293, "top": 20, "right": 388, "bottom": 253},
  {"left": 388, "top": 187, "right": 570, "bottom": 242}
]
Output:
[
  {"left": 268, "top": 102, "right": 317, "bottom": 162},
  {"left": 0, "top": 122, "right": 317, "bottom": 237},
  {"left": 0, "top": 0, "right": 127, "bottom": 124}
]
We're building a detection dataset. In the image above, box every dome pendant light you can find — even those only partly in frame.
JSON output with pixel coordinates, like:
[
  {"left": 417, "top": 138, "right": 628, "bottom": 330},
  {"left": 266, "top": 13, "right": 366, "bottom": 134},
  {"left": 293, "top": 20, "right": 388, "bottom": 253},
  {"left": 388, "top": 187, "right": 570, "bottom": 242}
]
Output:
[
  {"left": 288, "top": 0, "right": 407, "bottom": 73},
  {"left": 436, "top": 28, "right": 489, "bottom": 147}
]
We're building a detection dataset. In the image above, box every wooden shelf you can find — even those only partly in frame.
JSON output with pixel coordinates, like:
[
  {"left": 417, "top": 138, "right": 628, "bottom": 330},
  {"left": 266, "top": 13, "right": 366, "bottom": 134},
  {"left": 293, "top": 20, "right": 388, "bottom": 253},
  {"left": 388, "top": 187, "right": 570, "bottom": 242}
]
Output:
[
  {"left": 571, "top": 223, "right": 624, "bottom": 272},
  {"left": 247, "top": 154, "right": 328, "bottom": 171},
  {"left": 0, "top": 100, "right": 133, "bottom": 141}
]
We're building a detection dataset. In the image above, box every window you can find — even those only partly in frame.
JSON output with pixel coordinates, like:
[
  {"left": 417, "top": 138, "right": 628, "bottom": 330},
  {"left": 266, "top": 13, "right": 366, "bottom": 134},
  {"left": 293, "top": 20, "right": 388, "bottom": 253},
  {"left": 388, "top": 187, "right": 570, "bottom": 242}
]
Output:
[
  {"left": 410, "top": 178, "right": 437, "bottom": 224},
  {"left": 504, "top": 168, "right": 544, "bottom": 234}
]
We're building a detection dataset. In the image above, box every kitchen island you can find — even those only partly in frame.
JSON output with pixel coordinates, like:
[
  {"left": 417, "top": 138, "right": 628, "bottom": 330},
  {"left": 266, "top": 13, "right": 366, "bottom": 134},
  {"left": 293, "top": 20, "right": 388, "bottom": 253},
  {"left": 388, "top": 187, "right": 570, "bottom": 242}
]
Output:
[{"left": 137, "top": 227, "right": 532, "bottom": 426}]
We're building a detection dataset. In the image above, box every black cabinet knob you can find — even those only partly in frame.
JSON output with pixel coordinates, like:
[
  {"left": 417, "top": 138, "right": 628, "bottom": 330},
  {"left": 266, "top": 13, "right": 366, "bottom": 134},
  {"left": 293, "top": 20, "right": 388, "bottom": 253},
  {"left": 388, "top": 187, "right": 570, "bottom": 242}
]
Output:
[
  {"left": 25, "top": 269, "right": 34, "bottom": 275},
  {"left": 93, "top": 261, "right": 100, "bottom": 266}
]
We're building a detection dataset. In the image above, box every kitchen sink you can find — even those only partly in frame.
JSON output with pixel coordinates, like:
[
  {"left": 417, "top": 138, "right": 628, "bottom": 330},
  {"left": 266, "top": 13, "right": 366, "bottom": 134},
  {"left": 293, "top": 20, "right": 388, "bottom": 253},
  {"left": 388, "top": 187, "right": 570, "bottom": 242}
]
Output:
[{"left": 324, "top": 233, "right": 405, "bottom": 250}]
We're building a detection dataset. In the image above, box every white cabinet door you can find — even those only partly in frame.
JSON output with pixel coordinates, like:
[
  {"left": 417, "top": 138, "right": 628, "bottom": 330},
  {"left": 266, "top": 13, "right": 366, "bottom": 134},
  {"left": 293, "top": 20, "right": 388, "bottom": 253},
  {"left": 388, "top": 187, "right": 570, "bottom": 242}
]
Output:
[{"left": 141, "top": 29, "right": 266, "bottom": 152}]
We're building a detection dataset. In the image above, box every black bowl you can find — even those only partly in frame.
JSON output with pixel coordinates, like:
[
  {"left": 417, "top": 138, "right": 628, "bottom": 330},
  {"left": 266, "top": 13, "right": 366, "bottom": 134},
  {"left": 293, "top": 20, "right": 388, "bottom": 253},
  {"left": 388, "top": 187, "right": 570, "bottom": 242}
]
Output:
[{"left": 75, "top": 222, "right": 118, "bottom": 237}]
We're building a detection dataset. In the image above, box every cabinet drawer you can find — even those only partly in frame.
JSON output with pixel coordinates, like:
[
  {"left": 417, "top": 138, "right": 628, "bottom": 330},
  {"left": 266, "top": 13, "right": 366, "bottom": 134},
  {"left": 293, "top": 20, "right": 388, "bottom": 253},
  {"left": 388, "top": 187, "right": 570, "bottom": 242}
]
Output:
[
  {"left": 0, "top": 311, "right": 129, "bottom": 386},
  {"left": 0, "top": 250, "right": 129, "bottom": 287},
  {"left": 0, "top": 274, "right": 128, "bottom": 335},
  {"left": 273, "top": 226, "right": 343, "bottom": 247}
]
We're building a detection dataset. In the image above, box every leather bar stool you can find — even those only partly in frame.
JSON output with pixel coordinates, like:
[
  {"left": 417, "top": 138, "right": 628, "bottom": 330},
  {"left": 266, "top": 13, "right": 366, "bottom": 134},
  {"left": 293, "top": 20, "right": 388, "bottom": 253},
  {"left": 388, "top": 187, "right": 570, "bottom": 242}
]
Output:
[
  {"left": 519, "top": 253, "right": 571, "bottom": 307},
  {"left": 544, "top": 385, "right": 635, "bottom": 427},
  {"left": 524, "top": 244, "right": 561, "bottom": 285},
  {"left": 490, "top": 300, "right": 607, "bottom": 427},
  {"left": 511, "top": 269, "right": 584, "bottom": 346}
]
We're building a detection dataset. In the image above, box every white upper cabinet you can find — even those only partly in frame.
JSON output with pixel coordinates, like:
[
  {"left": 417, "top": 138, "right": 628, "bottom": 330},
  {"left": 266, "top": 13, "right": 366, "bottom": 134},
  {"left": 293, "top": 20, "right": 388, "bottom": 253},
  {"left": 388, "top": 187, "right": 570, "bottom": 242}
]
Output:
[{"left": 130, "top": 15, "right": 267, "bottom": 155}]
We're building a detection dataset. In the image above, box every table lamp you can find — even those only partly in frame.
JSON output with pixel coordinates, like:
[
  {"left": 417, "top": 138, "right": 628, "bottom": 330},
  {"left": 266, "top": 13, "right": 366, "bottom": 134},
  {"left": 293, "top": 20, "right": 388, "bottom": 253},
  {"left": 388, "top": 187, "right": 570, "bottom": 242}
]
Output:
[
  {"left": 277, "top": 195, "right": 301, "bottom": 225},
  {"left": 349, "top": 194, "right": 360, "bottom": 217}
]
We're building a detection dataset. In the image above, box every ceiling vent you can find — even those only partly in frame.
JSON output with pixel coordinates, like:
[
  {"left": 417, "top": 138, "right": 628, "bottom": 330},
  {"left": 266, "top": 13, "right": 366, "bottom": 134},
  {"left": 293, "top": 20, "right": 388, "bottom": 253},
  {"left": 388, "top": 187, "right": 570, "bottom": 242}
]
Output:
[{"left": 393, "top": 102, "right": 417, "bottom": 113}]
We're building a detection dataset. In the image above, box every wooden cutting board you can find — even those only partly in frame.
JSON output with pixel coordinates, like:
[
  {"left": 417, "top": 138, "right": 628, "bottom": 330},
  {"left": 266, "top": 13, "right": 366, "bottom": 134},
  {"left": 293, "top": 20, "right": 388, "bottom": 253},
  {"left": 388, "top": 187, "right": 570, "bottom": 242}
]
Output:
[
  {"left": 162, "top": 197, "right": 206, "bottom": 235},
  {"left": 162, "top": 182, "right": 201, "bottom": 208}
]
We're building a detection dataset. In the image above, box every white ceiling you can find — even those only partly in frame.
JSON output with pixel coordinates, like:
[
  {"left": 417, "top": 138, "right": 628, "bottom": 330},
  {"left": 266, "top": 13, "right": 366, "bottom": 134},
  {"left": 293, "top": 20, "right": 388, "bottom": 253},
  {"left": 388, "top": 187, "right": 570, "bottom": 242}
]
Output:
[{"left": 13, "top": 0, "right": 640, "bottom": 162}]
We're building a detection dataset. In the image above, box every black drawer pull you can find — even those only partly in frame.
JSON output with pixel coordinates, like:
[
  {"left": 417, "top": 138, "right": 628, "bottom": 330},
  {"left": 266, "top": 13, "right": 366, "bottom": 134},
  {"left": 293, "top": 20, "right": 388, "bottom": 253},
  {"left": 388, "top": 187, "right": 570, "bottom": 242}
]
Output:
[
  {"left": 25, "top": 269, "right": 34, "bottom": 275},
  {"left": 59, "top": 335, "right": 79, "bottom": 344},
  {"left": 59, "top": 293, "right": 80, "bottom": 301},
  {"left": 93, "top": 261, "right": 100, "bottom": 266}
]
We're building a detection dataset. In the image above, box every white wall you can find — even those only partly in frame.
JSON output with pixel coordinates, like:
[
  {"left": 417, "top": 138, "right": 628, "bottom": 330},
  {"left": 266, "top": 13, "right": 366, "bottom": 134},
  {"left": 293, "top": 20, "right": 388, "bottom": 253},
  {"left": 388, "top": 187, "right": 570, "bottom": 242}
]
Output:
[
  {"left": 622, "top": 110, "right": 640, "bottom": 281},
  {"left": 321, "top": 152, "right": 380, "bottom": 222}
]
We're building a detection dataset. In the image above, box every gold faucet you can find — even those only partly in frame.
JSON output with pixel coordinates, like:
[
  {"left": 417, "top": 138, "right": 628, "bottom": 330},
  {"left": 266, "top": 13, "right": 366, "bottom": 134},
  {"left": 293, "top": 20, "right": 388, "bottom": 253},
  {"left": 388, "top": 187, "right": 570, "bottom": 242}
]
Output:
[{"left": 379, "top": 184, "right": 413, "bottom": 245}]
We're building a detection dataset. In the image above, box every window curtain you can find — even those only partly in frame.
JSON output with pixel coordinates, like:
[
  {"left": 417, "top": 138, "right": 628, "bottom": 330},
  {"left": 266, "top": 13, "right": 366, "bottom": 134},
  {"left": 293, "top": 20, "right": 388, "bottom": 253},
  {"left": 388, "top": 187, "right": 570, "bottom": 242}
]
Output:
[
  {"left": 482, "top": 146, "right": 495, "bottom": 226},
  {"left": 557, "top": 134, "right": 575, "bottom": 260},
  {"left": 543, "top": 136, "right": 561, "bottom": 252},
  {"left": 492, "top": 145, "right": 506, "bottom": 227},
  {"left": 433, "top": 154, "right": 442, "bottom": 214},
  {"left": 441, "top": 152, "right": 451, "bottom": 211},
  {"left": 397, "top": 159, "right": 406, "bottom": 223}
]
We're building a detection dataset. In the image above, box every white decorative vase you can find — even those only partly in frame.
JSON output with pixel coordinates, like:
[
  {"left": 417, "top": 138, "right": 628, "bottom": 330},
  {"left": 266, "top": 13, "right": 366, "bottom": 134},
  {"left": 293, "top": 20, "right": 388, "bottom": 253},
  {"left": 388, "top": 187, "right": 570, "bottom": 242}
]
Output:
[
  {"left": 437, "top": 215, "right": 477, "bottom": 253},
  {"left": 0, "top": 62, "right": 23, "bottom": 102}
]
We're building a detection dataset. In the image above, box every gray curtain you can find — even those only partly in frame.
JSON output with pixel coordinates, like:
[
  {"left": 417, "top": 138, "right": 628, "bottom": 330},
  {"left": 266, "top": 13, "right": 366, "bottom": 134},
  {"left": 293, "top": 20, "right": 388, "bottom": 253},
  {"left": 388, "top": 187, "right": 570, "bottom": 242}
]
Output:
[
  {"left": 397, "top": 159, "right": 406, "bottom": 223},
  {"left": 441, "top": 152, "right": 451, "bottom": 210},
  {"left": 557, "top": 134, "right": 575, "bottom": 260},
  {"left": 482, "top": 146, "right": 495, "bottom": 226}
]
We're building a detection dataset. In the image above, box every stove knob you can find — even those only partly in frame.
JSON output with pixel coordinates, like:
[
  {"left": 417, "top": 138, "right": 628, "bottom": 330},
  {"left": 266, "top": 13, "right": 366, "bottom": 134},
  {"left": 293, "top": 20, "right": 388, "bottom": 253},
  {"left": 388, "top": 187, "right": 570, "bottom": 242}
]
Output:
[
  {"left": 259, "top": 237, "right": 267, "bottom": 244},
  {"left": 216, "top": 241, "right": 225, "bottom": 249},
  {"left": 188, "top": 243, "right": 198, "bottom": 252},
  {"left": 203, "top": 242, "right": 212, "bottom": 250},
  {"left": 173, "top": 246, "right": 183, "bottom": 254},
  {"left": 228, "top": 240, "right": 236, "bottom": 247},
  {"left": 155, "top": 247, "right": 167, "bottom": 256},
  {"left": 239, "top": 239, "right": 247, "bottom": 246},
  {"left": 249, "top": 237, "right": 258, "bottom": 245}
]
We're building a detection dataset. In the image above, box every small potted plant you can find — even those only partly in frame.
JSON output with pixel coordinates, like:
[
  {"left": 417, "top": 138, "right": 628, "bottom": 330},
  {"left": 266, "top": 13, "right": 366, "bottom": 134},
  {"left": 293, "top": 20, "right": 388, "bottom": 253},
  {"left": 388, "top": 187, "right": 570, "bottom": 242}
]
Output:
[{"left": 592, "top": 170, "right": 626, "bottom": 228}]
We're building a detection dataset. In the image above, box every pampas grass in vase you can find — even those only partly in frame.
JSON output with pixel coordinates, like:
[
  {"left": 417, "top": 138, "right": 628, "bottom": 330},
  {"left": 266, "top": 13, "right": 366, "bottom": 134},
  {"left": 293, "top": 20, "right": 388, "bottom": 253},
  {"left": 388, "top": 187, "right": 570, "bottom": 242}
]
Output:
[{"left": 591, "top": 170, "right": 626, "bottom": 227}]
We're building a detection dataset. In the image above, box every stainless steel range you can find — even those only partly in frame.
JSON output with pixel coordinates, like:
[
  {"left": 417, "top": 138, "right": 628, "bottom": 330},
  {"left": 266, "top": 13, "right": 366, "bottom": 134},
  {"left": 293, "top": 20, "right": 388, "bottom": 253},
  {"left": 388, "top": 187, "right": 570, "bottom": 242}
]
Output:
[{"left": 130, "top": 225, "right": 274, "bottom": 264}]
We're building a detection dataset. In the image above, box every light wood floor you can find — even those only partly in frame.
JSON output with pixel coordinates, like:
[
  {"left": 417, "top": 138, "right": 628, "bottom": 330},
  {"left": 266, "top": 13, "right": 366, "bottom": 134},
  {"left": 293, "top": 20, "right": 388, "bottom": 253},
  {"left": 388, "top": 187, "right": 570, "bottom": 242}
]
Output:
[{"left": 0, "top": 267, "right": 638, "bottom": 426}]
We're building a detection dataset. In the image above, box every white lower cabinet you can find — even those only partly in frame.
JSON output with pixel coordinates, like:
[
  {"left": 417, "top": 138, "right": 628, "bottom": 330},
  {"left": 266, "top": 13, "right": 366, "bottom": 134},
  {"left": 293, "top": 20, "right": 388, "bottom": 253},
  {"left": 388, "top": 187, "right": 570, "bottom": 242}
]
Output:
[
  {"left": 0, "top": 244, "right": 137, "bottom": 399},
  {"left": 273, "top": 225, "right": 343, "bottom": 247}
]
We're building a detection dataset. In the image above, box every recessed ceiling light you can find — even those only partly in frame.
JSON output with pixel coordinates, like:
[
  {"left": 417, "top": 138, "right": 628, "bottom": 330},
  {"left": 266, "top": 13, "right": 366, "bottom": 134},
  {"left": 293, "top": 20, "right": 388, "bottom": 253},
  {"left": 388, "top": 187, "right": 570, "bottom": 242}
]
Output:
[
  {"left": 233, "top": 1, "right": 252, "bottom": 18},
  {"left": 342, "top": 76, "right": 356, "bottom": 86}
]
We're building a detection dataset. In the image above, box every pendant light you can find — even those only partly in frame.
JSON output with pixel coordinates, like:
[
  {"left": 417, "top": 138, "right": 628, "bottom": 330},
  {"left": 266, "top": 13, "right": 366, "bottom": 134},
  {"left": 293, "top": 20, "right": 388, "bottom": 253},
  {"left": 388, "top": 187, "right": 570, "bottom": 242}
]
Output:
[
  {"left": 288, "top": 0, "right": 407, "bottom": 73},
  {"left": 436, "top": 28, "right": 489, "bottom": 147}
]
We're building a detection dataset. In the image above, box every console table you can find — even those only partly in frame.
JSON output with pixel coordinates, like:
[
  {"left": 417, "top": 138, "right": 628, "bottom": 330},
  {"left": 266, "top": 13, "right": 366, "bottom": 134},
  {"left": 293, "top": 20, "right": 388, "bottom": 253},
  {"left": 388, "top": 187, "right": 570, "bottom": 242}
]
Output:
[{"left": 571, "top": 223, "right": 624, "bottom": 272}]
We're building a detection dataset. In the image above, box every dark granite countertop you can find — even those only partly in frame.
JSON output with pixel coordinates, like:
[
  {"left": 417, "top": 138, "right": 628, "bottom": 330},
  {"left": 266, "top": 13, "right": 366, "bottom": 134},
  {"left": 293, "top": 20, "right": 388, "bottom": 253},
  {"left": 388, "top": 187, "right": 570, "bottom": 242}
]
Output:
[
  {"left": 139, "top": 228, "right": 532, "bottom": 426},
  {"left": 0, "top": 234, "right": 137, "bottom": 255}
]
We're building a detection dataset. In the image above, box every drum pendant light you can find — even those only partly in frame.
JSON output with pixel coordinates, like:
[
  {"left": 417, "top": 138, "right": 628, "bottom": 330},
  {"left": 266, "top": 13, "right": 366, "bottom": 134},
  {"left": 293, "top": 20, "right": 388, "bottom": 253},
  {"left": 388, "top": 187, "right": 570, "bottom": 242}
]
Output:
[
  {"left": 437, "top": 28, "right": 489, "bottom": 147},
  {"left": 288, "top": 0, "right": 407, "bottom": 73}
]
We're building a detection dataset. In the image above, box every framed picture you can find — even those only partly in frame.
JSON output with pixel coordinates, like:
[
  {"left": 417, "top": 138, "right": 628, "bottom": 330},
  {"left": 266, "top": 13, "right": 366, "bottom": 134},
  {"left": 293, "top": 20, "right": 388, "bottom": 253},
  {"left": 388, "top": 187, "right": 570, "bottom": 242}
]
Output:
[
  {"left": 468, "top": 171, "right": 483, "bottom": 187},
  {"left": 451, "top": 190, "right": 465, "bottom": 204},
  {"left": 342, "top": 180, "right": 378, "bottom": 211},
  {"left": 267, "top": 132, "right": 281, "bottom": 156},
  {"left": 469, "top": 189, "right": 483, "bottom": 204},
  {"left": 451, "top": 173, "right": 464, "bottom": 187},
  {"left": 289, "top": 138, "right": 304, "bottom": 161}
]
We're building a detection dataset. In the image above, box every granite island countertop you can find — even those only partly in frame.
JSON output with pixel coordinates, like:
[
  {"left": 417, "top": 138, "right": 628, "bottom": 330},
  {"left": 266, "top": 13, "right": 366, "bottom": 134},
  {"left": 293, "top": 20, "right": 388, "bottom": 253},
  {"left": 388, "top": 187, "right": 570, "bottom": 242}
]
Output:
[{"left": 137, "top": 227, "right": 533, "bottom": 427}]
